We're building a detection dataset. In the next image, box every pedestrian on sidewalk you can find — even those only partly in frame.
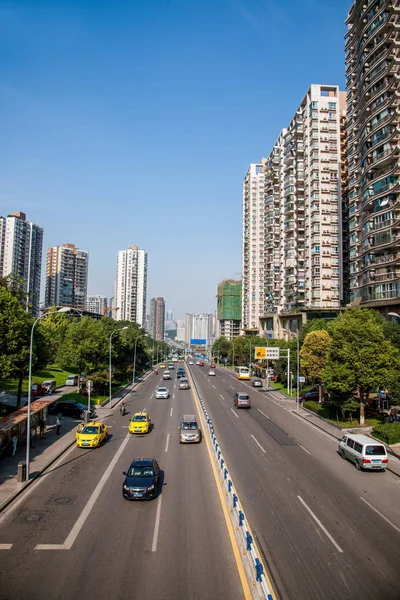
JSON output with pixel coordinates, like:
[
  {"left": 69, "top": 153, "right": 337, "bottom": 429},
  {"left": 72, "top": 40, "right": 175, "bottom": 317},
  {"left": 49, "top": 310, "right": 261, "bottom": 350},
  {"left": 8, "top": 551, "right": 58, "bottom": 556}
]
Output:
[
  {"left": 11, "top": 434, "right": 18, "bottom": 457},
  {"left": 39, "top": 418, "right": 46, "bottom": 439},
  {"left": 30, "top": 426, "right": 36, "bottom": 448},
  {"left": 56, "top": 416, "right": 62, "bottom": 435}
]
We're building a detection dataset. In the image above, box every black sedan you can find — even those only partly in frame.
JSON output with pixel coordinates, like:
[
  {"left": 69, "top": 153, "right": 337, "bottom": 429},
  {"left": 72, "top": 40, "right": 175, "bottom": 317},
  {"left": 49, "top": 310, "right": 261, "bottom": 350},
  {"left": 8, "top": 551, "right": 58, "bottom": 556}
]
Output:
[
  {"left": 48, "top": 401, "right": 95, "bottom": 419},
  {"left": 176, "top": 369, "right": 186, "bottom": 379},
  {"left": 122, "top": 458, "right": 160, "bottom": 500}
]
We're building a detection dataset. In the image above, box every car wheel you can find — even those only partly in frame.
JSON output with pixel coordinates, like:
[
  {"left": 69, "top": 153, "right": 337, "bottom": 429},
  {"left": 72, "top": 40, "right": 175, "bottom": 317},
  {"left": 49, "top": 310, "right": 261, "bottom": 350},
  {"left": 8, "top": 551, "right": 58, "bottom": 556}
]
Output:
[
  {"left": 355, "top": 460, "right": 361, "bottom": 470},
  {"left": 339, "top": 449, "right": 346, "bottom": 460}
]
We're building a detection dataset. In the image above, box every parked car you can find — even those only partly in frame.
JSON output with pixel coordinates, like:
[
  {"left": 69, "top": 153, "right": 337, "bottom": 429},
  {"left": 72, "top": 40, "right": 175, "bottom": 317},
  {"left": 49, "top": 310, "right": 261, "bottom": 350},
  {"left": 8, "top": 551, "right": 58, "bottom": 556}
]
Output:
[
  {"left": 299, "top": 389, "right": 328, "bottom": 404},
  {"left": 31, "top": 383, "right": 48, "bottom": 397},
  {"left": 48, "top": 401, "right": 94, "bottom": 419},
  {"left": 65, "top": 375, "right": 79, "bottom": 386},
  {"left": 122, "top": 458, "right": 161, "bottom": 500},
  {"left": 42, "top": 380, "right": 57, "bottom": 394}
]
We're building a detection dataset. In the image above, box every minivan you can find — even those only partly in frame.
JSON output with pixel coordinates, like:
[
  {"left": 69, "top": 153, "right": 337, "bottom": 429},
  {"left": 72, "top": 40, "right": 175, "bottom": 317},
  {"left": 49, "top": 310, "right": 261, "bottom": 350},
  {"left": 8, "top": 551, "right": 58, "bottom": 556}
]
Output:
[
  {"left": 338, "top": 433, "right": 388, "bottom": 471},
  {"left": 42, "top": 380, "right": 57, "bottom": 394},
  {"left": 66, "top": 375, "right": 79, "bottom": 386},
  {"left": 233, "top": 392, "right": 251, "bottom": 409}
]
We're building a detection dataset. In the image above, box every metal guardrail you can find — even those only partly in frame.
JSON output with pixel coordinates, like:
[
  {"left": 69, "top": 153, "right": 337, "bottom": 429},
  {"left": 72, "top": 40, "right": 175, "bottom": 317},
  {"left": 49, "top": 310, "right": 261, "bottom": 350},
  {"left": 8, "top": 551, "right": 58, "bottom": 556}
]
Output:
[{"left": 188, "top": 368, "right": 275, "bottom": 600}]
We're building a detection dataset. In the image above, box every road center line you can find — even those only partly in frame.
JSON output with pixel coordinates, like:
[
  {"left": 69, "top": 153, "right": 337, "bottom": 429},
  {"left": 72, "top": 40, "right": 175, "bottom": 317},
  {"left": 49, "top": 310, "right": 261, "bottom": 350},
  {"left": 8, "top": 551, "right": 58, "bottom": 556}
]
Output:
[
  {"left": 360, "top": 497, "right": 400, "bottom": 534},
  {"left": 0, "top": 544, "right": 12, "bottom": 550},
  {"left": 229, "top": 385, "right": 234, "bottom": 389},
  {"left": 151, "top": 495, "right": 163, "bottom": 552},
  {"left": 170, "top": 407, "right": 173, "bottom": 417},
  {"left": 251, "top": 435, "right": 266, "bottom": 453},
  {"left": 150, "top": 393, "right": 154, "bottom": 399},
  {"left": 257, "top": 408, "right": 270, "bottom": 420},
  {"left": 230, "top": 408, "right": 239, "bottom": 418},
  {"left": 297, "top": 495, "right": 343, "bottom": 553},
  {"left": 165, "top": 434, "right": 170, "bottom": 453},
  {"left": 172, "top": 393, "right": 175, "bottom": 400},
  {"left": 35, "top": 432, "right": 131, "bottom": 551},
  {"left": 212, "top": 385, "right": 216, "bottom": 389}
]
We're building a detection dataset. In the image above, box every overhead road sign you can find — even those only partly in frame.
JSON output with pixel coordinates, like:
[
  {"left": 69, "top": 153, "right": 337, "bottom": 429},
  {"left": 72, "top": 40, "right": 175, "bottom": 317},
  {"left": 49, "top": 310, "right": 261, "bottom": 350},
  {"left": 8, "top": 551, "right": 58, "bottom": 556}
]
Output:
[{"left": 190, "top": 339, "right": 207, "bottom": 346}]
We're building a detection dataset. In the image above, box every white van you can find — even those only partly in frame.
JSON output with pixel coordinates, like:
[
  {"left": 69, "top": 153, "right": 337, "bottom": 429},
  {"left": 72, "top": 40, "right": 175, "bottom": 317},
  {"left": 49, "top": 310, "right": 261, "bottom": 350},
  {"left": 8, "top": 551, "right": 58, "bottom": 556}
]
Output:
[
  {"left": 338, "top": 433, "right": 388, "bottom": 471},
  {"left": 65, "top": 375, "right": 79, "bottom": 386}
]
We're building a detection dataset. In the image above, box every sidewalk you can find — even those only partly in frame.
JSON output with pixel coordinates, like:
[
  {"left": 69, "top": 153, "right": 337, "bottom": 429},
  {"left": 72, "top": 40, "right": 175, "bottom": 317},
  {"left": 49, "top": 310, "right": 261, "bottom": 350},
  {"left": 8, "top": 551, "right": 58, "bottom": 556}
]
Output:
[{"left": 266, "top": 382, "right": 400, "bottom": 478}]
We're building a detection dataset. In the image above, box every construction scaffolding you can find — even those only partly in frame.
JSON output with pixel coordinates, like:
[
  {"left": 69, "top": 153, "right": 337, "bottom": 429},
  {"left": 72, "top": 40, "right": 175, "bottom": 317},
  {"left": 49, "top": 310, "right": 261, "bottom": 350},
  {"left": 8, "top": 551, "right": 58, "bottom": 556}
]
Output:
[{"left": 217, "top": 280, "right": 242, "bottom": 321}]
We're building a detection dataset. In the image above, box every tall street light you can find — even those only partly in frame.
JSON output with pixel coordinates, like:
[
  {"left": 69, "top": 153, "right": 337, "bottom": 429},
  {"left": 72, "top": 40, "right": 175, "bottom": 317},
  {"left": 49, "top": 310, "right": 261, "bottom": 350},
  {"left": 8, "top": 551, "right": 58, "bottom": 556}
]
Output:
[
  {"left": 231, "top": 337, "right": 235, "bottom": 370},
  {"left": 388, "top": 312, "right": 400, "bottom": 319},
  {"left": 133, "top": 333, "right": 147, "bottom": 386},
  {"left": 283, "top": 328, "right": 300, "bottom": 413},
  {"left": 109, "top": 326, "right": 129, "bottom": 409},
  {"left": 26, "top": 306, "right": 72, "bottom": 481}
]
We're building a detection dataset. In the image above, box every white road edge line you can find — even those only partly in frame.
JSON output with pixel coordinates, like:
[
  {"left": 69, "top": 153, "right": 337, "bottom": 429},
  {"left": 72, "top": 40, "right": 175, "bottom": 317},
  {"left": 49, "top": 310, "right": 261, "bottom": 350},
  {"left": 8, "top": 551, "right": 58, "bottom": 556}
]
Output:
[
  {"left": 291, "top": 412, "right": 337, "bottom": 442},
  {"left": 0, "top": 544, "right": 12, "bottom": 550},
  {"left": 170, "top": 407, "right": 173, "bottom": 417},
  {"left": 35, "top": 432, "right": 131, "bottom": 551},
  {"left": 297, "top": 495, "right": 343, "bottom": 553},
  {"left": 230, "top": 408, "right": 239, "bottom": 418},
  {"left": 251, "top": 435, "right": 266, "bottom": 453},
  {"left": 151, "top": 494, "right": 163, "bottom": 552},
  {"left": 165, "top": 434, "right": 170, "bottom": 453},
  {"left": 360, "top": 497, "right": 400, "bottom": 534},
  {"left": 298, "top": 443, "right": 311, "bottom": 455},
  {"left": 257, "top": 408, "right": 270, "bottom": 420}
]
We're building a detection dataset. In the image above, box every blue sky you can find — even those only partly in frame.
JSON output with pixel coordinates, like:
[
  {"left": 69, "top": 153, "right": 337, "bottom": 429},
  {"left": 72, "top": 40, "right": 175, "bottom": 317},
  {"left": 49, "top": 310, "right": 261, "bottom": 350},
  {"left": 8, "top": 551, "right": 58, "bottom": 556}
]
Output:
[{"left": 0, "top": 0, "right": 351, "bottom": 319}]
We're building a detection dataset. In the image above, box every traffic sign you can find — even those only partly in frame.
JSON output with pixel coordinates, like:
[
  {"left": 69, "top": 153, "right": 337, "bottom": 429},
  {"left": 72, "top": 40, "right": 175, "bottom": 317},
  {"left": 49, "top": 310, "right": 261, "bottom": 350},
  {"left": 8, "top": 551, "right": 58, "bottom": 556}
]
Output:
[
  {"left": 255, "top": 347, "right": 267, "bottom": 359},
  {"left": 298, "top": 376, "right": 306, "bottom": 383},
  {"left": 86, "top": 380, "right": 93, "bottom": 392},
  {"left": 255, "top": 347, "right": 280, "bottom": 360}
]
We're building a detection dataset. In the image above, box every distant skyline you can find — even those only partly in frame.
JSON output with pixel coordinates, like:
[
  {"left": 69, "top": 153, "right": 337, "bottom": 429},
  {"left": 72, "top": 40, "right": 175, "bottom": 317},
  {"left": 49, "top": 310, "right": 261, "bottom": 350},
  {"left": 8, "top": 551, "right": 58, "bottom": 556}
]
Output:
[{"left": 0, "top": 0, "right": 351, "bottom": 319}]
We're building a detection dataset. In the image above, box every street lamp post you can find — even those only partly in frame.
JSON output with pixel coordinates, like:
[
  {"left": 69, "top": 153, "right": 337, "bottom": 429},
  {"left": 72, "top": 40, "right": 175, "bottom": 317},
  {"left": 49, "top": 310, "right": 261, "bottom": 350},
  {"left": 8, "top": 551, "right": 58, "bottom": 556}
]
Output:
[
  {"left": 133, "top": 334, "right": 147, "bottom": 386},
  {"left": 231, "top": 338, "right": 235, "bottom": 370},
  {"left": 388, "top": 312, "right": 400, "bottom": 319},
  {"left": 26, "top": 306, "right": 72, "bottom": 481},
  {"left": 109, "top": 327, "right": 128, "bottom": 409},
  {"left": 283, "top": 328, "right": 300, "bottom": 413}
]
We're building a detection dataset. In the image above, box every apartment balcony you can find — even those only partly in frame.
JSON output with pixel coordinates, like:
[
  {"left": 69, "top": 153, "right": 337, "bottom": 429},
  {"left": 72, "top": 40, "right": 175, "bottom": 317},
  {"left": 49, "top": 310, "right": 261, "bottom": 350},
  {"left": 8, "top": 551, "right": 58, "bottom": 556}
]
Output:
[
  {"left": 360, "top": 284, "right": 400, "bottom": 303},
  {"left": 370, "top": 145, "right": 399, "bottom": 170}
]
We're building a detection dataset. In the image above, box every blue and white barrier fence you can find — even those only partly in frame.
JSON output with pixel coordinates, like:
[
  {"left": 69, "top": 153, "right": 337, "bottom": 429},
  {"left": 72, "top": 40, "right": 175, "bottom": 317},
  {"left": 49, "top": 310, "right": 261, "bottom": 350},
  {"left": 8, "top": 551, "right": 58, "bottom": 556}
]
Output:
[{"left": 190, "top": 374, "right": 275, "bottom": 600}]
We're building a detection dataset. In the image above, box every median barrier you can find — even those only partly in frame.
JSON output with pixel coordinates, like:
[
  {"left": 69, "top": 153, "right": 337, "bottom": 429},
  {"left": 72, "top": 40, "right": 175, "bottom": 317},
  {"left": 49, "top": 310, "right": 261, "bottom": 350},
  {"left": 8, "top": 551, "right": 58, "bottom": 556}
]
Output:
[{"left": 187, "top": 368, "right": 275, "bottom": 600}]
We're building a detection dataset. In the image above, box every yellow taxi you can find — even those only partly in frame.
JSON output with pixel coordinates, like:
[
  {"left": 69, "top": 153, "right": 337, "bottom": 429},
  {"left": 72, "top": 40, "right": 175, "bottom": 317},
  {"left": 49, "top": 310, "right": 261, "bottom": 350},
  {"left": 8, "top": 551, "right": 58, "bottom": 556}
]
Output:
[
  {"left": 159, "top": 363, "right": 166, "bottom": 369},
  {"left": 128, "top": 412, "right": 151, "bottom": 434},
  {"left": 76, "top": 421, "right": 108, "bottom": 448}
]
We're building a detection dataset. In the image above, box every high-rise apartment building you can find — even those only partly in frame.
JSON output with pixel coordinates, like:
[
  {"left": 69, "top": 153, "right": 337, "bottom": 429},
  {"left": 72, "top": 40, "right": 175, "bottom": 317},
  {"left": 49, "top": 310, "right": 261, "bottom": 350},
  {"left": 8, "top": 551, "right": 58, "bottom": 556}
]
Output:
[
  {"left": 115, "top": 245, "right": 148, "bottom": 326},
  {"left": 87, "top": 294, "right": 107, "bottom": 316},
  {"left": 150, "top": 297, "right": 165, "bottom": 340},
  {"left": 185, "top": 313, "right": 214, "bottom": 345},
  {"left": 243, "top": 85, "right": 346, "bottom": 335},
  {"left": 345, "top": 1, "right": 400, "bottom": 311},
  {"left": 0, "top": 211, "right": 43, "bottom": 315},
  {"left": 45, "top": 244, "right": 89, "bottom": 309},
  {"left": 216, "top": 279, "right": 242, "bottom": 339}
]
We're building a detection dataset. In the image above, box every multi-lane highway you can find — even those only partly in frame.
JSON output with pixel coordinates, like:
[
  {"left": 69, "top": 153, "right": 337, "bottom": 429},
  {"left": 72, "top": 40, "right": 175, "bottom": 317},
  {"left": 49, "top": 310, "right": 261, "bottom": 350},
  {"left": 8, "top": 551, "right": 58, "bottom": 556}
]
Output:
[
  {"left": 0, "top": 368, "right": 247, "bottom": 600},
  {"left": 189, "top": 362, "right": 400, "bottom": 600}
]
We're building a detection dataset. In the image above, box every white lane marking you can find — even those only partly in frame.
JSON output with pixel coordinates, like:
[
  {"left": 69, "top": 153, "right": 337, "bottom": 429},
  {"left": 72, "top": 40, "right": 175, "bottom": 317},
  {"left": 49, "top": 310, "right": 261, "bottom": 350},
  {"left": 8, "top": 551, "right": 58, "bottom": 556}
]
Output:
[
  {"left": 165, "top": 434, "right": 170, "bottom": 453},
  {"left": 173, "top": 393, "right": 175, "bottom": 400},
  {"left": 0, "top": 544, "right": 12, "bottom": 550},
  {"left": 229, "top": 385, "right": 234, "bottom": 389},
  {"left": 212, "top": 385, "right": 216, "bottom": 389},
  {"left": 220, "top": 394, "right": 224, "bottom": 400},
  {"left": 151, "top": 495, "right": 163, "bottom": 552},
  {"left": 298, "top": 443, "right": 311, "bottom": 455},
  {"left": 170, "top": 407, "right": 173, "bottom": 417},
  {"left": 222, "top": 379, "right": 226, "bottom": 382},
  {"left": 0, "top": 441, "right": 77, "bottom": 525},
  {"left": 291, "top": 412, "right": 338, "bottom": 442},
  {"left": 230, "top": 408, "right": 239, "bottom": 418},
  {"left": 150, "top": 393, "right": 154, "bottom": 399},
  {"left": 35, "top": 432, "right": 131, "bottom": 550},
  {"left": 122, "top": 426, "right": 129, "bottom": 428},
  {"left": 142, "top": 407, "right": 146, "bottom": 413},
  {"left": 257, "top": 409, "right": 270, "bottom": 420},
  {"left": 360, "top": 497, "right": 400, "bottom": 534},
  {"left": 297, "top": 495, "right": 343, "bottom": 553},
  {"left": 251, "top": 435, "right": 266, "bottom": 454}
]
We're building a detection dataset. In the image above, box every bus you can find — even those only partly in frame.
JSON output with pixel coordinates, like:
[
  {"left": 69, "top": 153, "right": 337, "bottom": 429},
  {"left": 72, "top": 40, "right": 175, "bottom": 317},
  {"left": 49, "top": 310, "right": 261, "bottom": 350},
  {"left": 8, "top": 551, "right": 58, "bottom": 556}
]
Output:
[{"left": 234, "top": 366, "right": 251, "bottom": 380}]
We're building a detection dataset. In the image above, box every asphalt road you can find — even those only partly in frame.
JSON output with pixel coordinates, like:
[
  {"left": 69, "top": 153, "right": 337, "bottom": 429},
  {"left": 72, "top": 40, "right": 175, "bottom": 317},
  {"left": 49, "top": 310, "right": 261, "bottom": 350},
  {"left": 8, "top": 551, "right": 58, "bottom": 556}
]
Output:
[
  {"left": 0, "top": 367, "right": 245, "bottom": 600},
  {"left": 189, "top": 363, "right": 400, "bottom": 600}
]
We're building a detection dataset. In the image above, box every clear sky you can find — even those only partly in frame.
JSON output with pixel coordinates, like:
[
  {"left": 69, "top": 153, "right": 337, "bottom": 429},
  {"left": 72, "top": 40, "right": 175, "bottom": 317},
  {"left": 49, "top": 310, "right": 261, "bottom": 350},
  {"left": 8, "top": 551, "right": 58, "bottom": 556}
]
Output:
[{"left": 0, "top": 0, "right": 351, "bottom": 319}]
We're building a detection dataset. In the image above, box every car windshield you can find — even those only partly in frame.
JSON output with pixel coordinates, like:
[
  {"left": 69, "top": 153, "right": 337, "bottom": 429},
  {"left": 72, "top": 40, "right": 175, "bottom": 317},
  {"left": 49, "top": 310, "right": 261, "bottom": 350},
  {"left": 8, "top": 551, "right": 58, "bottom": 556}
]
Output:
[
  {"left": 81, "top": 426, "right": 99, "bottom": 434},
  {"left": 128, "top": 467, "right": 154, "bottom": 477},
  {"left": 158, "top": 388, "right": 167, "bottom": 392},
  {"left": 239, "top": 395, "right": 249, "bottom": 400},
  {"left": 366, "top": 445, "right": 386, "bottom": 456},
  {"left": 181, "top": 422, "right": 197, "bottom": 430},
  {"left": 132, "top": 416, "right": 147, "bottom": 422}
]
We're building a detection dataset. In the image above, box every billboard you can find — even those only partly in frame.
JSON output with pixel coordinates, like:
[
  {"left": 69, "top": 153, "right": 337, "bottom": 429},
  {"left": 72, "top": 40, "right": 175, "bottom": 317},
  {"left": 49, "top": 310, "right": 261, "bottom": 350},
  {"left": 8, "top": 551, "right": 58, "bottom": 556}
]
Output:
[
  {"left": 255, "top": 347, "right": 280, "bottom": 360},
  {"left": 190, "top": 338, "right": 207, "bottom": 346}
]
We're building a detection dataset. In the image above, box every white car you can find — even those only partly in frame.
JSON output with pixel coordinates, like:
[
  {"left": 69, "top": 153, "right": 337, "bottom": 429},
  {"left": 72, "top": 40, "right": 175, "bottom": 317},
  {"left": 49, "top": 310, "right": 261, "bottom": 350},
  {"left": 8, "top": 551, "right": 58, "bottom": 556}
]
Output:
[
  {"left": 163, "top": 371, "right": 171, "bottom": 380},
  {"left": 196, "top": 361, "right": 200, "bottom": 365},
  {"left": 155, "top": 387, "right": 169, "bottom": 399},
  {"left": 189, "top": 361, "right": 194, "bottom": 365},
  {"left": 208, "top": 370, "right": 216, "bottom": 376}
]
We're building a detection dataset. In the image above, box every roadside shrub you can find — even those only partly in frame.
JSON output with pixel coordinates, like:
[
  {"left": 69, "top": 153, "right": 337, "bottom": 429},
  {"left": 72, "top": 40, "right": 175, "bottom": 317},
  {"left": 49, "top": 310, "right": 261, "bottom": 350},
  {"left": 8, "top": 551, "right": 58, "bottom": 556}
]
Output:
[
  {"left": 372, "top": 423, "right": 400, "bottom": 445},
  {"left": 303, "top": 400, "right": 323, "bottom": 414}
]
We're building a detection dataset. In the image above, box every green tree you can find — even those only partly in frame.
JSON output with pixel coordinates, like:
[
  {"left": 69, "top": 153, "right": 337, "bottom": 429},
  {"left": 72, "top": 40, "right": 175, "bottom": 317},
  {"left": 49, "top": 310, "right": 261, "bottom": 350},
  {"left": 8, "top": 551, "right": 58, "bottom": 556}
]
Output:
[
  {"left": 0, "top": 287, "right": 51, "bottom": 408},
  {"left": 323, "top": 308, "right": 400, "bottom": 425},
  {"left": 300, "top": 330, "right": 332, "bottom": 386}
]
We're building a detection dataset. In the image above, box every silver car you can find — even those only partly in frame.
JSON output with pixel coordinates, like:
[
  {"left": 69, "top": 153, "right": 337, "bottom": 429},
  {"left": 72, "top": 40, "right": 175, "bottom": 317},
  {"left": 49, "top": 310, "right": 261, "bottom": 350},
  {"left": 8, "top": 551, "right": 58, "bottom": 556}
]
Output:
[
  {"left": 155, "top": 386, "right": 169, "bottom": 399},
  {"left": 179, "top": 415, "right": 201, "bottom": 443},
  {"left": 179, "top": 378, "right": 190, "bottom": 390}
]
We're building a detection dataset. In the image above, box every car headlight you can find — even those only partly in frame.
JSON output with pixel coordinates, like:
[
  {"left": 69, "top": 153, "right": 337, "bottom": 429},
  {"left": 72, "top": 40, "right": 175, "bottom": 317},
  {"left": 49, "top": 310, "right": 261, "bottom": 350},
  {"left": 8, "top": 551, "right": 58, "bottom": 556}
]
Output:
[
  {"left": 123, "top": 484, "right": 130, "bottom": 491},
  {"left": 147, "top": 484, "right": 155, "bottom": 491},
  {"left": 92, "top": 438, "right": 99, "bottom": 443}
]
